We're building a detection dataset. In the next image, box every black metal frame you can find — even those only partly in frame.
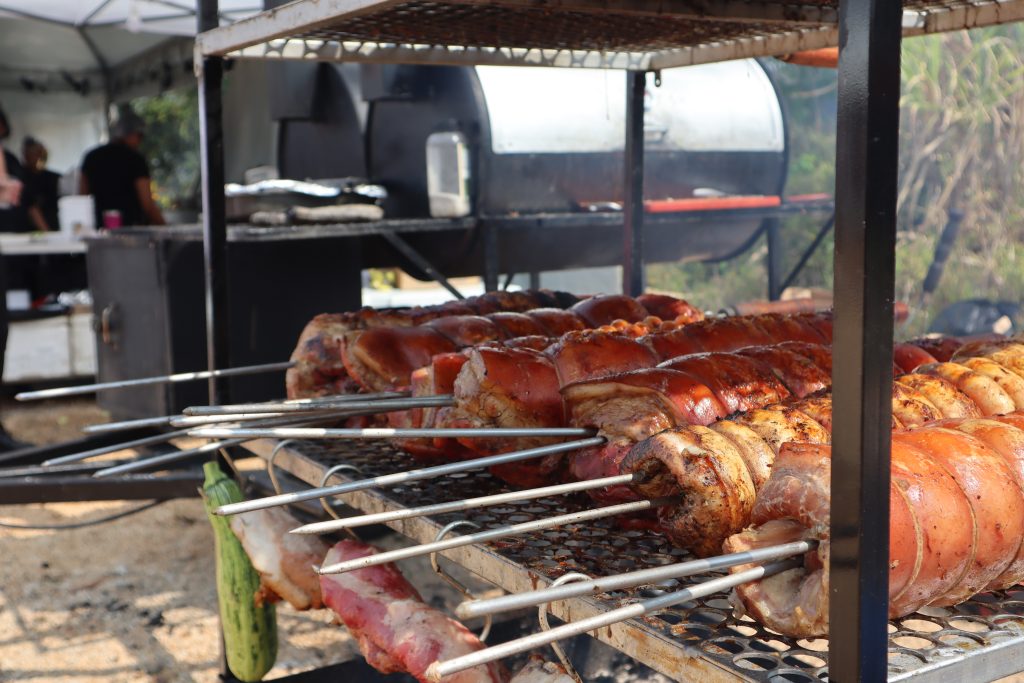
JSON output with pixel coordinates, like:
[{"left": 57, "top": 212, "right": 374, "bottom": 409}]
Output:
[
  {"left": 828, "top": 0, "right": 903, "bottom": 678},
  {"left": 191, "top": 0, "right": 912, "bottom": 678}
]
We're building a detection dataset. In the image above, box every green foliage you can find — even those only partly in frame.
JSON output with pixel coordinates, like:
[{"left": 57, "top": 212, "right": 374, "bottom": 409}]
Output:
[
  {"left": 131, "top": 88, "right": 200, "bottom": 210},
  {"left": 651, "top": 28, "right": 1024, "bottom": 334}
]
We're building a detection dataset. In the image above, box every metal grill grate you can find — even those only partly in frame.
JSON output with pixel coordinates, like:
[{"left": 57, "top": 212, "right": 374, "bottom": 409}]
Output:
[
  {"left": 200, "top": 0, "right": 1024, "bottom": 69},
  {"left": 248, "top": 437, "right": 1024, "bottom": 682},
  {"left": 299, "top": 4, "right": 797, "bottom": 54}
]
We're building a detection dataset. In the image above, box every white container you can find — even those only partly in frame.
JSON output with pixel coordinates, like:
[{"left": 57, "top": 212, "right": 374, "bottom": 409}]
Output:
[
  {"left": 58, "top": 195, "right": 96, "bottom": 237},
  {"left": 426, "top": 131, "right": 472, "bottom": 218}
]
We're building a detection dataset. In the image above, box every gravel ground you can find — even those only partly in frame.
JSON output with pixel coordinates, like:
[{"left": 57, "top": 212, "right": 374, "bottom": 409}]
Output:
[{"left": 0, "top": 399, "right": 465, "bottom": 683}]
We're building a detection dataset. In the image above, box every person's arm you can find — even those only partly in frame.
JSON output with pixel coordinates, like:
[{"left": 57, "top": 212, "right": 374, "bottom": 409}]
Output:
[
  {"left": 27, "top": 205, "right": 49, "bottom": 232},
  {"left": 78, "top": 173, "right": 89, "bottom": 195},
  {"left": 135, "top": 176, "right": 166, "bottom": 226}
]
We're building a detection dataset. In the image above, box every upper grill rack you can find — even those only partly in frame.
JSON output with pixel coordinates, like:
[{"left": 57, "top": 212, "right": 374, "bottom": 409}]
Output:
[
  {"left": 197, "top": 0, "right": 1024, "bottom": 69},
  {"left": 245, "top": 437, "right": 1024, "bottom": 682}
]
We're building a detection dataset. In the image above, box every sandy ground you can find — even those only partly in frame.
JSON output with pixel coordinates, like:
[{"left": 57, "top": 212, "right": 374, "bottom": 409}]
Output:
[
  {"left": 0, "top": 399, "right": 468, "bottom": 683},
  {"left": 4, "top": 399, "right": 1023, "bottom": 683}
]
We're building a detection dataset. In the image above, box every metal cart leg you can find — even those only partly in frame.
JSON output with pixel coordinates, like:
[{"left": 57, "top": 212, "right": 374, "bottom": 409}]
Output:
[
  {"left": 198, "top": 0, "right": 230, "bottom": 406},
  {"left": 829, "top": 0, "right": 903, "bottom": 678},
  {"left": 622, "top": 71, "right": 646, "bottom": 297}
]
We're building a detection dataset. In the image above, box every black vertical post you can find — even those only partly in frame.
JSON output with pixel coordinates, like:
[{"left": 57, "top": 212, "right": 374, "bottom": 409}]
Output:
[
  {"left": 482, "top": 220, "right": 499, "bottom": 292},
  {"left": 198, "top": 0, "right": 230, "bottom": 405},
  {"left": 622, "top": 71, "right": 646, "bottom": 297},
  {"left": 829, "top": 0, "right": 902, "bottom": 678},
  {"left": 765, "top": 218, "right": 783, "bottom": 300}
]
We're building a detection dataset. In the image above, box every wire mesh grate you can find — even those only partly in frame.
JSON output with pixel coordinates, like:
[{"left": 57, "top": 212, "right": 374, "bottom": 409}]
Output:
[{"left": 269, "top": 438, "right": 1024, "bottom": 681}]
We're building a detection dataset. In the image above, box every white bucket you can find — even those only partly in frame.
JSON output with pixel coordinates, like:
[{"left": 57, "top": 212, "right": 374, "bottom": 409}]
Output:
[{"left": 58, "top": 195, "right": 96, "bottom": 237}]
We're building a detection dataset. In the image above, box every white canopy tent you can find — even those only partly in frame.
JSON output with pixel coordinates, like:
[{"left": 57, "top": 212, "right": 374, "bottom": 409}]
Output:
[{"left": 0, "top": 0, "right": 258, "bottom": 169}]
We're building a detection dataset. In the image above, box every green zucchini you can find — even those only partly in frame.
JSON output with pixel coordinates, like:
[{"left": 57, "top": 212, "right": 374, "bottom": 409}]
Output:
[{"left": 202, "top": 461, "right": 278, "bottom": 681}]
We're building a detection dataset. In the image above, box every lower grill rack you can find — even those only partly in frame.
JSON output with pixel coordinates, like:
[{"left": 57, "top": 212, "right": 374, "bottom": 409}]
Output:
[{"left": 243, "top": 438, "right": 1024, "bottom": 682}]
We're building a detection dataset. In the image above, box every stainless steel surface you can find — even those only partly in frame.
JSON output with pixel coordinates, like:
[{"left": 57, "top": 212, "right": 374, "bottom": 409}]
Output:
[
  {"left": 246, "top": 437, "right": 1024, "bottom": 681},
  {"left": 215, "top": 437, "right": 604, "bottom": 516},
  {"left": 317, "top": 497, "right": 672, "bottom": 574},
  {"left": 184, "top": 394, "right": 451, "bottom": 415},
  {"left": 456, "top": 541, "right": 816, "bottom": 620},
  {"left": 83, "top": 415, "right": 179, "bottom": 433},
  {"left": 427, "top": 559, "right": 802, "bottom": 681},
  {"left": 15, "top": 361, "right": 296, "bottom": 401},
  {"left": 291, "top": 473, "right": 636, "bottom": 534},
  {"left": 182, "top": 391, "right": 410, "bottom": 415},
  {"left": 43, "top": 428, "right": 195, "bottom": 466},
  {"left": 90, "top": 439, "right": 249, "bottom": 478}
]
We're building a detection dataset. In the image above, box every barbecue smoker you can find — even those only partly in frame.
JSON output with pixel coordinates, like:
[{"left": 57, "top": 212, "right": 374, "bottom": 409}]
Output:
[{"left": 280, "top": 60, "right": 790, "bottom": 274}]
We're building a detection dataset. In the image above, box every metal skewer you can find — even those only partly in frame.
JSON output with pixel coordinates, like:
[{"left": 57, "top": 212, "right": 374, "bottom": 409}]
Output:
[
  {"left": 43, "top": 428, "right": 196, "bottom": 466},
  {"left": 290, "top": 473, "right": 637, "bottom": 535},
  {"left": 82, "top": 393, "right": 411, "bottom": 430},
  {"left": 0, "top": 460, "right": 134, "bottom": 478},
  {"left": 189, "top": 426, "right": 597, "bottom": 440},
  {"left": 83, "top": 415, "right": 179, "bottom": 434},
  {"left": 426, "top": 559, "right": 802, "bottom": 681},
  {"left": 455, "top": 540, "right": 817, "bottom": 619},
  {"left": 15, "top": 361, "right": 296, "bottom": 401},
  {"left": 91, "top": 439, "right": 250, "bottom": 478},
  {"left": 48, "top": 413, "right": 339, "bottom": 468},
  {"left": 316, "top": 497, "right": 674, "bottom": 575},
  {"left": 182, "top": 391, "right": 410, "bottom": 415},
  {"left": 173, "top": 396, "right": 454, "bottom": 424},
  {"left": 213, "top": 437, "right": 606, "bottom": 516}
]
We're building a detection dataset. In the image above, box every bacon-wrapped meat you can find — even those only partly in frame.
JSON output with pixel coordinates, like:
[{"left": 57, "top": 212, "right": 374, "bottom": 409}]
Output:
[
  {"left": 229, "top": 507, "right": 330, "bottom": 610},
  {"left": 334, "top": 294, "right": 699, "bottom": 396},
  {"left": 657, "top": 352, "right": 792, "bottom": 414},
  {"left": 286, "top": 289, "right": 581, "bottom": 399},
  {"left": 320, "top": 540, "right": 506, "bottom": 683},
  {"left": 724, "top": 416, "right": 1024, "bottom": 637},
  {"left": 622, "top": 349, "right": 1024, "bottom": 557}
]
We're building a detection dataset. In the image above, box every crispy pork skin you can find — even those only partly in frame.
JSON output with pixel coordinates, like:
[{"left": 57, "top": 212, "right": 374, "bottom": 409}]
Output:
[
  {"left": 547, "top": 331, "right": 659, "bottom": 387},
  {"left": 908, "top": 335, "right": 963, "bottom": 362},
  {"left": 453, "top": 347, "right": 564, "bottom": 461},
  {"left": 658, "top": 353, "right": 791, "bottom": 414},
  {"left": 726, "top": 419, "right": 1024, "bottom": 637},
  {"left": 287, "top": 313, "right": 363, "bottom": 399},
  {"left": 896, "top": 373, "right": 983, "bottom": 419},
  {"left": 959, "top": 357, "right": 1024, "bottom": 408},
  {"left": 524, "top": 308, "right": 588, "bottom": 336},
  {"left": 893, "top": 343, "right": 939, "bottom": 373},
  {"left": 488, "top": 312, "right": 551, "bottom": 338},
  {"left": 229, "top": 507, "right": 329, "bottom": 610},
  {"left": 344, "top": 327, "right": 458, "bottom": 392},
  {"left": 635, "top": 293, "right": 704, "bottom": 323},
  {"left": 320, "top": 541, "right": 506, "bottom": 683},
  {"left": 569, "top": 294, "right": 650, "bottom": 327},
  {"left": 919, "top": 361, "right": 1016, "bottom": 415},
  {"left": 425, "top": 316, "right": 506, "bottom": 346},
  {"left": 734, "top": 346, "right": 830, "bottom": 398}
]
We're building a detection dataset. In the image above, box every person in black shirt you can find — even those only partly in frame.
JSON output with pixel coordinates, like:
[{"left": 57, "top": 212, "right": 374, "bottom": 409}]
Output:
[
  {"left": 22, "top": 137, "right": 60, "bottom": 232},
  {"left": 0, "top": 108, "right": 31, "bottom": 233},
  {"left": 80, "top": 107, "right": 165, "bottom": 227},
  {"left": 0, "top": 107, "right": 31, "bottom": 450}
]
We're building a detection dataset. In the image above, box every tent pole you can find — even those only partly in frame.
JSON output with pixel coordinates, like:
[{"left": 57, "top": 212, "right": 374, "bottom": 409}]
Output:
[{"left": 197, "top": 0, "right": 230, "bottom": 407}]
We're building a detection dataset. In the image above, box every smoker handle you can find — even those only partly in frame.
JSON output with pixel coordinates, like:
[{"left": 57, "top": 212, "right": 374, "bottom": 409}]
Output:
[{"left": 98, "top": 304, "right": 119, "bottom": 350}]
